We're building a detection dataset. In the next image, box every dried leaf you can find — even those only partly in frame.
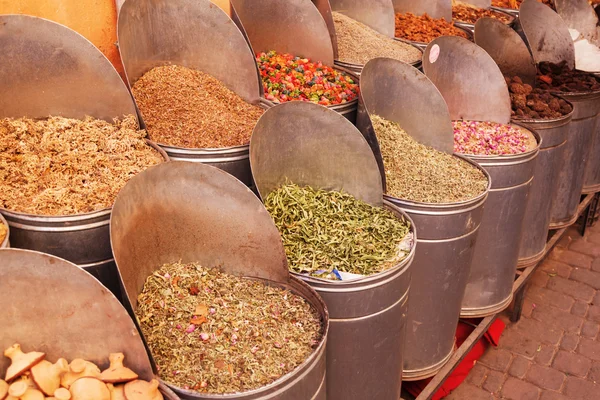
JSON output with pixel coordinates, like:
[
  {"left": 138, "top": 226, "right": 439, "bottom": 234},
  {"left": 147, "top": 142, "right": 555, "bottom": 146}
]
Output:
[
  {"left": 190, "top": 316, "right": 207, "bottom": 325},
  {"left": 195, "top": 304, "right": 208, "bottom": 317}
]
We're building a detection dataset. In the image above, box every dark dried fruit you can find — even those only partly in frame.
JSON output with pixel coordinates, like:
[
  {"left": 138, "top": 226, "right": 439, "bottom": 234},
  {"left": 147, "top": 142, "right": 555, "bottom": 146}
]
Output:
[
  {"left": 506, "top": 75, "right": 573, "bottom": 120},
  {"left": 537, "top": 61, "right": 600, "bottom": 93}
]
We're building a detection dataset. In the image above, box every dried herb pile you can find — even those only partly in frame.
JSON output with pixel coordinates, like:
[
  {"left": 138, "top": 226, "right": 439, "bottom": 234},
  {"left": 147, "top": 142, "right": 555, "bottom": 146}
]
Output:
[
  {"left": 537, "top": 61, "right": 600, "bottom": 92},
  {"left": 132, "top": 65, "right": 264, "bottom": 148},
  {"left": 0, "top": 222, "right": 6, "bottom": 244},
  {"left": 332, "top": 12, "right": 421, "bottom": 65},
  {"left": 371, "top": 115, "right": 488, "bottom": 203},
  {"left": 0, "top": 116, "right": 163, "bottom": 216},
  {"left": 264, "top": 184, "right": 412, "bottom": 280},
  {"left": 507, "top": 76, "right": 572, "bottom": 119},
  {"left": 491, "top": 0, "right": 554, "bottom": 10},
  {"left": 395, "top": 13, "right": 469, "bottom": 43},
  {"left": 453, "top": 120, "right": 537, "bottom": 155},
  {"left": 452, "top": 3, "right": 512, "bottom": 24},
  {"left": 137, "top": 262, "right": 322, "bottom": 394},
  {"left": 256, "top": 51, "right": 359, "bottom": 105}
]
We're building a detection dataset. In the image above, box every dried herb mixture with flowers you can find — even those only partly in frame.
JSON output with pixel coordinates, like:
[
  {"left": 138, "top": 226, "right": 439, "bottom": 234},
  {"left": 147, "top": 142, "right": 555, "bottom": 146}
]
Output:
[
  {"left": 0, "top": 115, "right": 163, "bottom": 216},
  {"left": 394, "top": 12, "right": 469, "bottom": 43},
  {"left": 132, "top": 65, "right": 264, "bottom": 148},
  {"left": 265, "top": 183, "right": 412, "bottom": 280},
  {"left": 453, "top": 120, "right": 537, "bottom": 155},
  {"left": 136, "top": 262, "right": 322, "bottom": 394},
  {"left": 452, "top": 3, "right": 512, "bottom": 24},
  {"left": 372, "top": 115, "right": 488, "bottom": 203},
  {"left": 256, "top": 51, "right": 359, "bottom": 105}
]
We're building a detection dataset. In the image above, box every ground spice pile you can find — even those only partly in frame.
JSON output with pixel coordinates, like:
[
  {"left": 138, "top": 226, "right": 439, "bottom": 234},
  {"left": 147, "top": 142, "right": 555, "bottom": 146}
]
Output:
[
  {"left": 452, "top": 3, "right": 512, "bottom": 24},
  {"left": 137, "top": 262, "right": 322, "bottom": 394},
  {"left": 491, "top": 0, "right": 554, "bottom": 10},
  {"left": 256, "top": 51, "right": 359, "bottom": 105},
  {"left": 264, "top": 183, "right": 412, "bottom": 280},
  {"left": 332, "top": 12, "right": 422, "bottom": 65},
  {"left": 0, "top": 222, "right": 6, "bottom": 244},
  {"left": 537, "top": 61, "right": 600, "bottom": 92},
  {"left": 132, "top": 65, "right": 264, "bottom": 148},
  {"left": 394, "top": 13, "right": 469, "bottom": 43},
  {"left": 453, "top": 120, "right": 537, "bottom": 155},
  {"left": 507, "top": 76, "right": 572, "bottom": 119},
  {"left": 0, "top": 115, "right": 163, "bottom": 216},
  {"left": 371, "top": 115, "right": 488, "bottom": 203}
]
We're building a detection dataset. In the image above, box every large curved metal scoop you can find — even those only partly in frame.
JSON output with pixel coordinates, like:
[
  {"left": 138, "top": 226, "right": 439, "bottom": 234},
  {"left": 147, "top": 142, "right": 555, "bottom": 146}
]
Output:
[
  {"left": 391, "top": 0, "right": 452, "bottom": 21},
  {"left": 118, "top": 0, "right": 261, "bottom": 103},
  {"left": 250, "top": 102, "right": 384, "bottom": 206},
  {"left": 328, "top": 0, "right": 396, "bottom": 37},
  {"left": 0, "top": 15, "right": 135, "bottom": 121},
  {"left": 423, "top": 36, "right": 511, "bottom": 123},
  {"left": 230, "top": 0, "right": 335, "bottom": 65},
  {"left": 111, "top": 162, "right": 289, "bottom": 311},
  {"left": 519, "top": 0, "right": 576, "bottom": 69},
  {"left": 358, "top": 58, "right": 454, "bottom": 154},
  {"left": 555, "top": 0, "right": 599, "bottom": 44},
  {"left": 0, "top": 249, "right": 153, "bottom": 380},
  {"left": 474, "top": 17, "right": 537, "bottom": 86},
  {"left": 461, "top": 0, "right": 492, "bottom": 8}
]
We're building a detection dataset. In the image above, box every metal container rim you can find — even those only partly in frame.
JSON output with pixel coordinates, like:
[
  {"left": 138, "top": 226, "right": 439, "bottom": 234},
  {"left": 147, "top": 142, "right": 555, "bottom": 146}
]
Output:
[
  {"left": 333, "top": 42, "right": 424, "bottom": 70},
  {"left": 454, "top": 122, "right": 542, "bottom": 161},
  {"left": 293, "top": 200, "right": 417, "bottom": 287},
  {"left": 552, "top": 87, "right": 600, "bottom": 99},
  {"left": 393, "top": 25, "right": 473, "bottom": 48},
  {"left": 382, "top": 154, "right": 492, "bottom": 208},
  {"left": 0, "top": 139, "right": 168, "bottom": 222},
  {"left": 0, "top": 212, "right": 9, "bottom": 248},
  {"left": 161, "top": 274, "right": 329, "bottom": 399}
]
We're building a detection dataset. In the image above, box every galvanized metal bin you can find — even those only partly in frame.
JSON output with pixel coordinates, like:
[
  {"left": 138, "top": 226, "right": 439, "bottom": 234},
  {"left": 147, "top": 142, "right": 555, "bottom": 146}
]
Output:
[
  {"left": 110, "top": 161, "right": 329, "bottom": 400},
  {"left": 550, "top": 91, "right": 600, "bottom": 228},
  {"left": 0, "top": 249, "right": 177, "bottom": 399},
  {"left": 518, "top": 112, "right": 572, "bottom": 267},
  {"left": 460, "top": 126, "right": 540, "bottom": 317},
  {"left": 583, "top": 77, "right": 600, "bottom": 193},
  {"left": 249, "top": 101, "right": 415, "bottom": 399},
  {"left": 386, "top": 172, "right": 489, "bottom": 380}
]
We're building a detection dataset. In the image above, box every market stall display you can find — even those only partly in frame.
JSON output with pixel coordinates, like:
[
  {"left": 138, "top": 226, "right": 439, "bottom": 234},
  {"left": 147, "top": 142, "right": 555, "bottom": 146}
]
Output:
[
  {"left": 394, "top": 13, "right": 470, "bottom": 45},
  {"left": 452, "top": 3, "right": 513, "bottom": 24},
  {"left": 118, "top": 0, "right": 265, "bottom": 186},
  {"left": 111, "top": 161, "right": 329, "bottom": 399},
  {"left": 423, "top": 36, "right": 540, "bottom": 318},
  {"left": 0, "top": 249, "right": 179, "bottom": 400},
  {"left": 520, "top": 0, "right": 600, "bottom": 226},
  {"left": 358, "top": 57, "right": 489, "bottom": 380},
  {"left": 475, "top": 17, "right": 574, "bottom": 267},
  {"left": 250, "top": 101, "right": 415, "bottom": 399},
  {"left": 231, "top": 0, "right": 360, "bottom": 122},
  {"left": 0, "top": 14, "right": 166, "bottom": 297}
]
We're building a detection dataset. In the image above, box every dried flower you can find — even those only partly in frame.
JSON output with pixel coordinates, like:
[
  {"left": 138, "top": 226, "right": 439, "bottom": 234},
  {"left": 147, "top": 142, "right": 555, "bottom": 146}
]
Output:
[{"left": 453, "top": 120, "right": 537, "bottom": 155}]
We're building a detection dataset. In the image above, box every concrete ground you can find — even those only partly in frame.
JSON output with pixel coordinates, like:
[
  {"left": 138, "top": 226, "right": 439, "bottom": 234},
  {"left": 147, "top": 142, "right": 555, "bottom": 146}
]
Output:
[{"left": 447, "top": 224, "right": 600, "bottom": 400}]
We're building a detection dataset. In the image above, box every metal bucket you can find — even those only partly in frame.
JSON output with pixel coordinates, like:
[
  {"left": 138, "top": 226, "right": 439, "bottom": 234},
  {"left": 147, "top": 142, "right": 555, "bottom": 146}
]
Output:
[
  {"left": 385, "top": 156, "right": 490, "bottom": 381},
  {"left": 110, "top": 161, "right": 328, "bottom": 400},
  {"left": 583, "top": 78, "right": 600, "bottom": 193},
  {"left": 0, "top": 213, "right": 9, "bottom": 248},
  {"left": 517, "top": 112, "right": 572, "bottom": 267},
  {"left": 460, "top": 126, "right": 540, "bottom": 317},
  {"left": 550, "top": 91, "right": 600, "bottom": 228},
  {"left": 300, "top": 201, "right": 415, "bottom": 400}
]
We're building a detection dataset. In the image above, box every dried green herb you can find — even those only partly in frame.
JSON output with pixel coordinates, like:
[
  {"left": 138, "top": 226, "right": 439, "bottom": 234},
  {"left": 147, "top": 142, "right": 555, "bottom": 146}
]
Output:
[
  {"left": 136, "top": 262, "right": 322, "bottom": 394},
  {"left": 372, "top": 115, "right": 488, "bottom": 203},
  {"left": 264, "top": 183, "right": 412, "bottom": 279}
]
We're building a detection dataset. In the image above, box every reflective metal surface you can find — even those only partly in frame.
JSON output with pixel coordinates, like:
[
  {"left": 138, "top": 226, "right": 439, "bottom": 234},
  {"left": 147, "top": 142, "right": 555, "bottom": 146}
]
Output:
[
  {"left": 392, "top": 0, "right": 452, "bottom": 21},
  {"left": 329, "top": 0, "right": 396, "bottom": 37},
  {"left": 517, "top": 113, "right": 571, "bottom": 267},
  {"left": 461, "top": 0, "right": 492, "bottom": 8},
  {"left": 118, "top": 0, "right": 261, "bottom": 103},
  {"left": 583, "top": 121, "right": 600, "bottom": 193},
  {"left": 0, "top": 15, "right": 135, "bottom": 121},
  {"left": 0, "top": 213, "right": 9, "bottom": 248},
  {"left": 358, "top": 58, "right": 454, "bottom": 153},
  {"left": 550, "top": 91, "right": 600, "bottom": 227},
  {"left": 250, "top": 102, "right": 384, "bottom": 206},
  {"left": 111, "top": 161, "right": 328, "bottom": 399},
  {"left": 0, "top": 249, "right": 154, "bottom": 381},
  {"left": 474, "top": 17, "right": 537, "bottom": 86},
  {"left": 555, "top": 0, "right": 599, "bottom": 43},
  {"left": 0, "top": 141, "right": 167, "bottom": 266},
  {"left": 249, "top": 101, "right": 415, "bottom": 399},
  {"left": 312, "top": 0, "right": 339, "bottom": 58},
  {"left": 519, "top": 0, "right": 576, "bottom": 69},
  {"left": 423, "top": 36, "right": 511, "bottom": 123},
  {"left": 461, "top": 125, "right": 540, "bottom": 317},
  {"left": 230, "top": 0, "right": 334, "bottom": 65}
]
